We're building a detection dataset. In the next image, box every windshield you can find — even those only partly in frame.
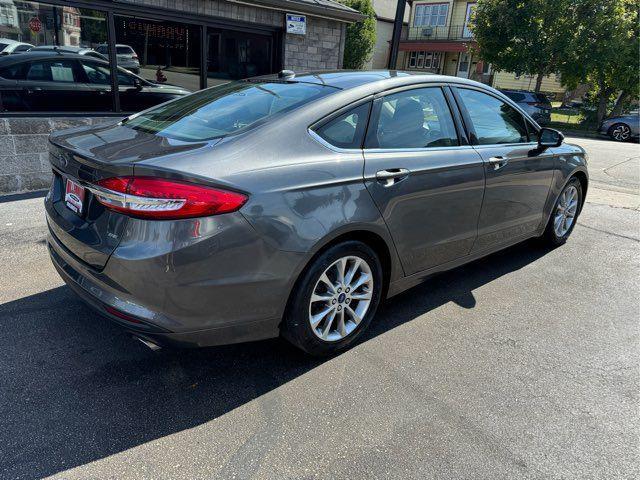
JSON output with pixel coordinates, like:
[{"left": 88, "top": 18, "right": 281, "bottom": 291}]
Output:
[{"left": 124, "top": 80, "right": 337, "bottom": 142}]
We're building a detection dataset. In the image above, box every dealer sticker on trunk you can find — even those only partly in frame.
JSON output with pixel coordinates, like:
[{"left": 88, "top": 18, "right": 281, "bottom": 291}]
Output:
[{"left": 65, "top": 178, "right": 86, "bottom": 215}]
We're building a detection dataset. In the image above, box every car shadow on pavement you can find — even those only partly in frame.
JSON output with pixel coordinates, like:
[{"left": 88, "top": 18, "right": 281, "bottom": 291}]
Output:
[{"left": 0, "top": 239, "right": 552, "bottom": 479}]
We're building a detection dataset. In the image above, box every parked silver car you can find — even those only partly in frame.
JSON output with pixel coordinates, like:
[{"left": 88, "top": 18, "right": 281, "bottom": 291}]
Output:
[
  {"left": 599, "top": 114, "right": 640, "bottom": 142},
  {"left": 0, "top": 38, "right": 33, "bottom": 55},
  {"left": 45, "top": 71, "right": 588, "bottom": 355},
  {"left": 95, "top": 43, "right": 140, "bottom": 74}
]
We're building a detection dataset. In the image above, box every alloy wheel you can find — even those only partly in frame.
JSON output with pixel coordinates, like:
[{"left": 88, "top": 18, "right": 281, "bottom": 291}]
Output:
[
  {"left": 553, "top": 185, "right": 579, "bottom": 237},
  {"left": 308, "top": 255, "right": 374, "bottom": 342},
  {"left": 611, "top": 124, "right": 631, "bottom": 141}
]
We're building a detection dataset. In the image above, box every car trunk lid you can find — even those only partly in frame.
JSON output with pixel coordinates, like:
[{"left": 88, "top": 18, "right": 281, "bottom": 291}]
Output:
[{"left": 46, "top": 122, "right": 208, "bottom": 269}]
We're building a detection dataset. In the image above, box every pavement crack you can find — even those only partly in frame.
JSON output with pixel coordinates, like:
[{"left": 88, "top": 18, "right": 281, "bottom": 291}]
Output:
[{"left": 577, "top": 222, "right": 640, "bottom": 242}]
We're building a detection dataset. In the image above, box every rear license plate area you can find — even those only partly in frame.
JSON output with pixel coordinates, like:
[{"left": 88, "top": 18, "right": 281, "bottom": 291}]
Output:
[{"left": 65, "top": 178, "right": 86, "bottom": 215}]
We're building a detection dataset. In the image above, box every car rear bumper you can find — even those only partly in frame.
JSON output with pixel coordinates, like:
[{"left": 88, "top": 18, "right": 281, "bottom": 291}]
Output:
[{"left": 46, "top": 208, "right": 305, "bottom": 348}]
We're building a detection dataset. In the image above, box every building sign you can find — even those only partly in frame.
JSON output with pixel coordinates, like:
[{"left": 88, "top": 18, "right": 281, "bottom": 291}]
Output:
[
  {"left": 286, "top": 14, "right": 306, "bottom": 35},
  {"left": 28, "top": 17, "right": 42, "bottom": 33}
]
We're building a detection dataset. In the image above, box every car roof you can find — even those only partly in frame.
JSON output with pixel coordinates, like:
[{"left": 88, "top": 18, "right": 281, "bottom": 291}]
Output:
[
  {"left": 0, "top": 38, "right": 25, "bottom": 45},
  {"left": 252, "top": 69, "right": 486, "bottom": 91},
  {"left": 31, "top": 45, "right": 91, "bottom": 52},
  {"left": 0, "top": 51, "right": 104, "bottom": 66}
]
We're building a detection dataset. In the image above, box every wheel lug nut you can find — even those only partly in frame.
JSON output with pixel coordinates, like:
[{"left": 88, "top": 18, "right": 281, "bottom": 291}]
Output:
[
  {"left": 346, "top": 288, "right": 350, "bottom": 293},
  {"left": 346, "top": 298, "right": 350, "bottom": 303},
  {"left": 337, "top": 305, "right": 342, "bottom": 311},
  {"left": 337, "top": 287, "right": 342, "bottom": 293},
  {"left": 332, "top": 299, "right": 337, "bottom": 304}
]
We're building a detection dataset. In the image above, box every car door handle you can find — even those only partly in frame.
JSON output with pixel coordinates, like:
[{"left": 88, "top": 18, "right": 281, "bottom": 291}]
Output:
[
  {"left": 23, "top": 87, "right": 42, "bottom": 94},
  {"left": 376, "top": 168, "right": 410, "bottom": 187},
  {"left": 488, "top": 156, "right": 509, "bottom": 170}
]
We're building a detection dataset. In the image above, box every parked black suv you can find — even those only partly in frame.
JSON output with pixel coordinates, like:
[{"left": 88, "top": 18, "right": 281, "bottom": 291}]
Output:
[
  {"left": 0, "top": 52, "right": 190, "bottom": 113},
  {"left": 500, "top": 89, "right": 552, "bottom": 125}
]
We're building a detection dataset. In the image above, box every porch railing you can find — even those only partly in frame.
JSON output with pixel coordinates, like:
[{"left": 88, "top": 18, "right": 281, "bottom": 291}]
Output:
[{"left": 401, "top": 25, "right": 474, "bottom": 42}]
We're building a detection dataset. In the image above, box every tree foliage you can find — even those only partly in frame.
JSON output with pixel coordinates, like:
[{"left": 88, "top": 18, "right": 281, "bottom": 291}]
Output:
[
  {"left": 341, "top": 0, "right": 377, "bottom": 69},
  {"left": 471, "top": 0, "right": 574, "bottom": 92},
  {"left": 560, "top": 0, "right": 639, "bottom": 124}
]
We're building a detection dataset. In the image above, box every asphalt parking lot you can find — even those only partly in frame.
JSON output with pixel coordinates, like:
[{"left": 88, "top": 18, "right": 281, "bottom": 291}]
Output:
[{"left": 0, "top": 137, "right": 638, "bottom": 480}]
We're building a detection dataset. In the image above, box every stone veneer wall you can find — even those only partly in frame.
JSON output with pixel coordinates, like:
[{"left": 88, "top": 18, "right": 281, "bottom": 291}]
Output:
[
  {"left": 0, "top": 0, "right": 347, "bottom": 194},
  {"left": 0, "top": 117, "right": 118, "bottom": 194}
]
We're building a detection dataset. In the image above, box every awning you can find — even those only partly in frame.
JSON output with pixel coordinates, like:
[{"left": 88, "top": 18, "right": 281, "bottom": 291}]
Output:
[{"left": 399, "top": 41, "right": 475, "bottom": 52}]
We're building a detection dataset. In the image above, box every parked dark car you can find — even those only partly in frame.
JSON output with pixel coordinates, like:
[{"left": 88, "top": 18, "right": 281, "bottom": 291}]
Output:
[
  {"left": 599, "top": 113, "right": 640, "bottom": 142},
  {"left": 500, "top": 89, "right": 552, "bottom": 124},
  {"left": 0, "top": 52, "right": 190, "bottom": 112},
  {"left": 45, "top": 70, "right": 588, "bottom": 356},
  {"left": 30, "top": 45, "right": 108, "bottom": 61}
]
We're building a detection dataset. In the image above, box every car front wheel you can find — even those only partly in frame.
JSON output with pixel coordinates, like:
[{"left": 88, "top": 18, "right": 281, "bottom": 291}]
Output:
[
  {"left": 609, "top": 123, "right": 631, "bottom": 142},
  {"left": 542, "top": 178, "right": 583, "bottom": 246},
  {"left": 282, "top": 241, "right": 383, "bottom": 356}
]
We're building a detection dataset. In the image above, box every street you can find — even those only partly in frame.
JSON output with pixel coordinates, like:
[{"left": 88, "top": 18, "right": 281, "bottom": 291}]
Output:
[{"left": 0, "top": 137, "right": 638, "bottom": 479}]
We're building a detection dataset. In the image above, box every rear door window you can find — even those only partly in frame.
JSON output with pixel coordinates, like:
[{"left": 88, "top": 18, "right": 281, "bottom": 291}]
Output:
[
  {"left": 367, "top": 87, "right": 459, "bottom": 149},
  {"left": 314, "top": 102, "right": 371, "bottom": 149},
  {"left": 26, "top": 60, "right": 79, "bottom": 83}
]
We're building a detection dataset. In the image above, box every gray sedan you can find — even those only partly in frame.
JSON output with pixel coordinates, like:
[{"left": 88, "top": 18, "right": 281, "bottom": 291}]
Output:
[
  {"left": 45, "top": 71, "right": 588, "bottom": 356},
  {"left": 599, "top": 114, "right": 640, "bottom": 141}
]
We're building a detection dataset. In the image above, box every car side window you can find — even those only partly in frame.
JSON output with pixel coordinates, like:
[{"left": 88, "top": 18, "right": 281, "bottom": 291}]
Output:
[
  {"left": 368, "top": 87, "right": 458, "bottom": 149},
  {"left": 457, "top": 88, "right": 528, "bottom": 145},
  {"left": 80, "top": 61, "right": 135, "bottom": 86},
  {"left": 314, "top": 102, "right": 371, "bottom": 149},
  {"left": 0, "top": 64, "right": 25, "bottom": 80},
  {"left": 26, "top": 60, "right": 78, "bottom": 83},
  {"left": 81, "top": 61, "right": 111, "bottom": 85}
]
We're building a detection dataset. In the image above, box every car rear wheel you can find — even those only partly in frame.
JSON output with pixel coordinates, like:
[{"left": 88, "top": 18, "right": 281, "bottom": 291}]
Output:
[
  {"left": 609, "top": 123, "right": 631, "bottom": 142},
  {"left": 282, "top": 241, "right": 383, "bottom": 356},
  {"left": 542, "top": 178, "right": 583, "bottom": 246}
]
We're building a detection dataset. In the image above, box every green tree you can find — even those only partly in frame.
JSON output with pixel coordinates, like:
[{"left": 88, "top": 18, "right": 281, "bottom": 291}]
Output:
[
  {"left": 471, "top": 0, "right": 574, "bottom": 92},
  {"left": 341, "top": 0, "right": 376, "bottom": 69},
  {"left": 560, "top": 0, "right": 639, "bottom": 125}
]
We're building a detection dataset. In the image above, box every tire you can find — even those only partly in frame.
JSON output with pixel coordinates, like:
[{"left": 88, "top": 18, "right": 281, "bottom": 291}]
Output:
[
  {"left": 609, "top": 123, "right": 632, "bottom": 142},
  {"left": 282, "top": 241, "right": 383, "bottom": 356},
  {"left": 542, "top": 177, "right": 583, "bottom": 246}
]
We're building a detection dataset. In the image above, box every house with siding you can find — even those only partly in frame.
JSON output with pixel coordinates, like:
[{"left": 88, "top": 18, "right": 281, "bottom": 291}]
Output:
[{"left": 397, "top": 0, "right": 565, "bottom": 95}]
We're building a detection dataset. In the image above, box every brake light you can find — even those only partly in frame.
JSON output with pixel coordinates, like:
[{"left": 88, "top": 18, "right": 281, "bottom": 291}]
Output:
[
  {"left": 93, "top": 176, "right": 248, "bottom": 220},
  {"left": 131, "top": 54, "right": 138, "bottom": 60}
]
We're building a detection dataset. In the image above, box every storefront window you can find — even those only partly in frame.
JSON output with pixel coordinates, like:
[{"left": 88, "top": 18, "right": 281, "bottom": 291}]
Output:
[
  {"left": 207, "top": 27, "right": 275, "bottom": 87},
  {"left": 114, "top": 15, "right": 201, "bottom": 93},
  {"left": 0, "top": 1, "right": 111, "bottom": 111}
]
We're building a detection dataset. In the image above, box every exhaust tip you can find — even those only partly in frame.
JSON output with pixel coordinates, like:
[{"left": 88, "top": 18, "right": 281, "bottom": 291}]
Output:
[{"left": 136, "top": 336, "right": 162, "bottom": 351}]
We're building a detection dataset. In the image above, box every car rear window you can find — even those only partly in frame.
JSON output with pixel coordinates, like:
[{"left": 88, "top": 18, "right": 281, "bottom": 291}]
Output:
[
  {"left": 124, "top": 80, "right": 337, "bottom": 142},
  {"left": 116, "top": 46, "right": 133, "bottom": 54}
]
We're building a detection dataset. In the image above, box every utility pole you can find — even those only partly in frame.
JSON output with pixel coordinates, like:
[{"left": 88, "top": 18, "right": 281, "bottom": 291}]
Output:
[{"left": 387, "top": 0, "right": 406, "bottom": 69}]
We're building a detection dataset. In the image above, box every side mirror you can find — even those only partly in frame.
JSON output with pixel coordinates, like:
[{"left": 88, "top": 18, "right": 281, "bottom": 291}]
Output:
[{"left": 538, "top": 127, "right": 564, "bottom": 148}]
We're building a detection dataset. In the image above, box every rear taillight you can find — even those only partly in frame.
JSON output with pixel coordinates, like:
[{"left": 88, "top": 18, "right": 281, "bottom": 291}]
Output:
[
  {"left": 131, "top": 54, "right": 138, "bottom": 60},
  {"left": 92, "top": 176, "right": 247, "bottom": 220}
]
